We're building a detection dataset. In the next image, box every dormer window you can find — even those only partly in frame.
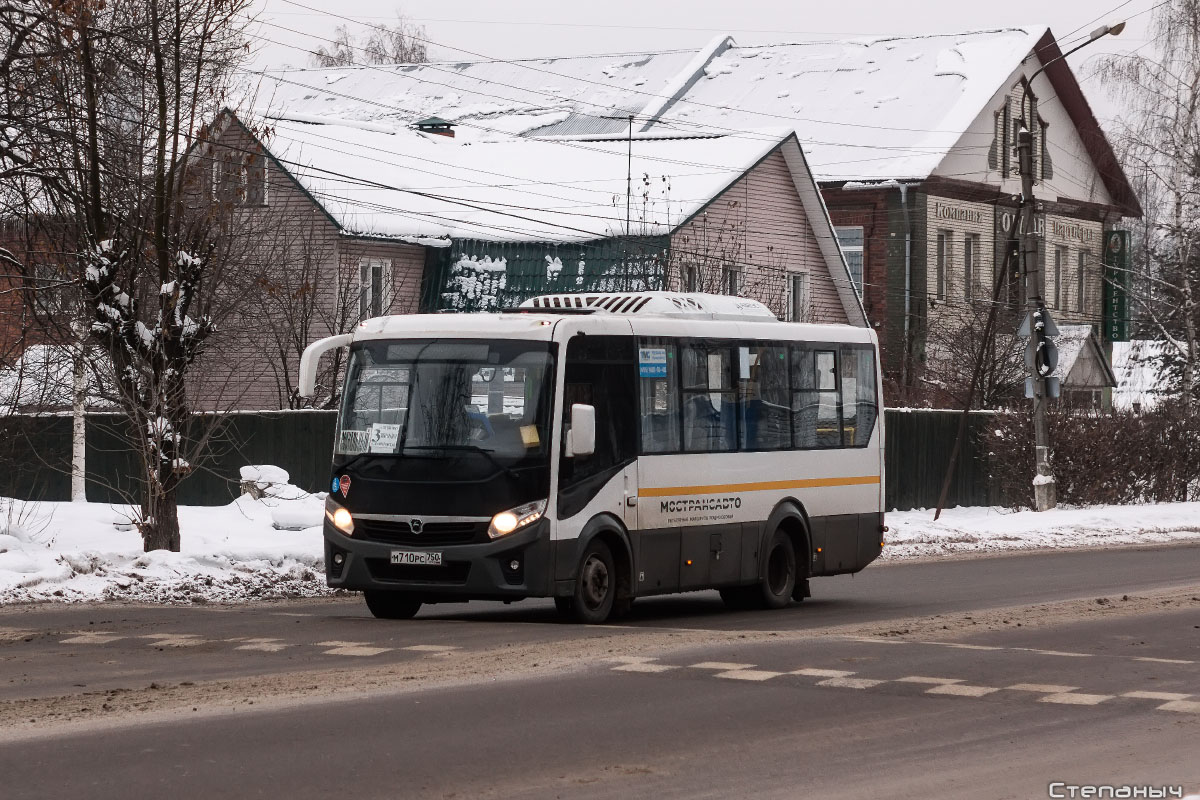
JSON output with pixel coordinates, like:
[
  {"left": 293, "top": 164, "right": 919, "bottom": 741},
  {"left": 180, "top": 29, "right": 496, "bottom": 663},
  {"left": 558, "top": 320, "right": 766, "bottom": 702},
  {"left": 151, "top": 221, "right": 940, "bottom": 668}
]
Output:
[{"left": 989, "top": 81, "right": 1051, "bottom": 182}]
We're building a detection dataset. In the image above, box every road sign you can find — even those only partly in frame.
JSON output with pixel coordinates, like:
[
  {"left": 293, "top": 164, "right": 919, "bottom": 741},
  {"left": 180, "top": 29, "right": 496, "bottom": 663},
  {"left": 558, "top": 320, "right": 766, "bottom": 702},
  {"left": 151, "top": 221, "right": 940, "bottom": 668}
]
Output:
[
  {"left": 1024, "top": 336, "right": 1059, "bottom": 376},
  {"left": 1018, "top": 307, "right": 1060, "bottom": 338}
]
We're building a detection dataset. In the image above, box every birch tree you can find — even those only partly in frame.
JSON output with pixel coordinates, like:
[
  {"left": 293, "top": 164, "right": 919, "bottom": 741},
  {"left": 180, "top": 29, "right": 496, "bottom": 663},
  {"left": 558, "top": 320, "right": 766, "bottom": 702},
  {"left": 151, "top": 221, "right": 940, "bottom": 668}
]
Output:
[{"left": 1100, "top": 0, "right": 1200, "bottom": 411}]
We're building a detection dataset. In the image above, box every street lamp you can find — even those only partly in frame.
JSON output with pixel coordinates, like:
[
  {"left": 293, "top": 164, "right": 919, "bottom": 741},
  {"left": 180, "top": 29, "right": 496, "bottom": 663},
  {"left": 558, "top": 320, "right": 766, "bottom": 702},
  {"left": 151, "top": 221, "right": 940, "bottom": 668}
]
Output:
[{"left": 1018, "top": 21, "right": 1124, "bottom": 512}]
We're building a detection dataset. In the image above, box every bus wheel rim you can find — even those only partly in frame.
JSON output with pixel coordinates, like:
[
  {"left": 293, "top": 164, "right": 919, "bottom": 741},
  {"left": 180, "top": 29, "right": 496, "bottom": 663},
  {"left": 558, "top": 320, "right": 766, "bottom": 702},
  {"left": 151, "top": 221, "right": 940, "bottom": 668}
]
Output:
[{"left": 581, "top": 556, "right": 609, "bottom": 608}]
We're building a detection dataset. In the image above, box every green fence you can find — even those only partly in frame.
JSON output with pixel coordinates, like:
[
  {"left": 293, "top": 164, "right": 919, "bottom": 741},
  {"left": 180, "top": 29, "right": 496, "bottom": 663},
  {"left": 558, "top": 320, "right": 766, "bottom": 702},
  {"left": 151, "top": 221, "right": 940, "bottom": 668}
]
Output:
[
  {"left": 0, "top": 411, "right": 337, "bottom": 506},
  {"left": 1, "top": 409, "right": 992, "bottom": 510},
  {"left": 884, "top": 409, "right": 996, "bottom": 511}
]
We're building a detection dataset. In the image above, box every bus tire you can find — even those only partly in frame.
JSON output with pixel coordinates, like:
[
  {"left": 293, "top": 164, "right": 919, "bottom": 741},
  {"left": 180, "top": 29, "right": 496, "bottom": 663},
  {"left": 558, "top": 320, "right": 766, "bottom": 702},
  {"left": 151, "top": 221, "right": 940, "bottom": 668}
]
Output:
[
  {"left": 364, "top": 590, "right": 422, "bottom": 620},
  {"left": 760, "top": 529, "right": 796, "bottom": 609},
  {"left": 571, "top": 539, "right": 616, "bottom": 624}
]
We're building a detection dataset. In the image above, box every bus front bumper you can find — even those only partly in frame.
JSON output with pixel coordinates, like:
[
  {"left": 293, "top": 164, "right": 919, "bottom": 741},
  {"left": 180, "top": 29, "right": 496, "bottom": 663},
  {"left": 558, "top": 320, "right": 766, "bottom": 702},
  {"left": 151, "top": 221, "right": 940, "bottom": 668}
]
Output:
[{"left": 322, "top": 518, "right": 554, "bottom": 600}]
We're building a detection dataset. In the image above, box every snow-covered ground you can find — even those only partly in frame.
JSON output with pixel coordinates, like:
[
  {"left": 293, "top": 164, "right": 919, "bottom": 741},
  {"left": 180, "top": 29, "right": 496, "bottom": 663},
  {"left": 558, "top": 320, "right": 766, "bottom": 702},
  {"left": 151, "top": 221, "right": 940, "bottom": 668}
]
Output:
[
  {"left": 0, "top": 469, "right": 327, "bottom": 604},
  {"left": 3, "top": 473, "right": 1200, "bottom": 604},
  {"left": 883, "top": 503, "right": 1200, "bottom": 560}
]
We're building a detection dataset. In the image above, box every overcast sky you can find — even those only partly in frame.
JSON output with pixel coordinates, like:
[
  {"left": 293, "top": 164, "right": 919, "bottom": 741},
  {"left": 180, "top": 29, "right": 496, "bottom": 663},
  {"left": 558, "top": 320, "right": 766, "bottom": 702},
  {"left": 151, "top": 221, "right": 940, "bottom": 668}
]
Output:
[{"left": 245, "top": 0, "right": 1161, "bottom": 122}]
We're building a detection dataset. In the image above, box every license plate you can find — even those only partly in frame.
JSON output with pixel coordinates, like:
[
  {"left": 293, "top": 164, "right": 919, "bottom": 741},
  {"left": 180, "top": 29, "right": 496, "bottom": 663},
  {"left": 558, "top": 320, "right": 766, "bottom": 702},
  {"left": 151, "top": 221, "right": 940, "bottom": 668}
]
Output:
[{"left": 390, "top": 550, "right": 442, "bottom": 566}]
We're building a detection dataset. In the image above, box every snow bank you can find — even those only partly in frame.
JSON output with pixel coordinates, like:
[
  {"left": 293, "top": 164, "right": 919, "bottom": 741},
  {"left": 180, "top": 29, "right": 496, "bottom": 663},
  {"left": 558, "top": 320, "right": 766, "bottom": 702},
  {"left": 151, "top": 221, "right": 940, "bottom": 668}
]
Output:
[
  {"left": 883, "top": 502, "right": 1200, "bottom": 561},
  {"left": 0, "top": 480, "right": 329, "bottom": 604}
]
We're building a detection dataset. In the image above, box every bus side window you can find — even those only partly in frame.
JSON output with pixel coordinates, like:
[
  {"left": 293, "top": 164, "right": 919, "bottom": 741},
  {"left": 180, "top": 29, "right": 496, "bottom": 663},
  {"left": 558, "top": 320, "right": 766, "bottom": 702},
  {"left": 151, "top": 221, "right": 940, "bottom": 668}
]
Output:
[
  {"left": 792, "top": 347, "right": 841, "bottom": 449},
  {"left": 841, "top": 346, "right": 878, "bottom": 447},
  {"left": 739, "top": 344, "right": 790, "bottom": 450},
  {"left": 638, "top": 339, "right": 680, "bottom": 453},
  {"left": 681, "top": 343, "right": 736, "bottom": 452}
]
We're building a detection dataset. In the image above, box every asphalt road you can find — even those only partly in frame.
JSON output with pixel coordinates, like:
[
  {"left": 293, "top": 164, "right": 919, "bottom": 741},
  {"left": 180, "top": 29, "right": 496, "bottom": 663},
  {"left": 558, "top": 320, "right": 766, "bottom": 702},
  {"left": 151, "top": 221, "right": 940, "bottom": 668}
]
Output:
[{"left": 2, "top": 544, "right": 1199, "bottom": 799}]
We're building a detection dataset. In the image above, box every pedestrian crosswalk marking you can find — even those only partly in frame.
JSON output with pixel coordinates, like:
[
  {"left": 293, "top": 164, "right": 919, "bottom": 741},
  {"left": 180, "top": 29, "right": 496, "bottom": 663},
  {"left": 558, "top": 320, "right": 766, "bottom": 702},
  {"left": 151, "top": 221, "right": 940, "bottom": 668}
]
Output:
[
  {"left": 316, "top": 641, "right": 393, "bottom": 657},
  {"left": 715, "top": 669, "right": 784, "bottom": 681},
  {"left": 1156, "top": 699, "right": 1200, "bottom": 713},
  {"left": 690, "top": 662, "right": 756, "bottom": 671},
  {"left": 1038, "top": 693, "right": 1113, "bottom": 706},
  {"left": 896, "top": 676, "right": 964, "bottom": 685},
  {"left": 1006, "top": 683, "right": 1080, "bottom": 693},
  {"left": 235, "top": 638, "right": 291, "bottom": 653},
  {"left": 1122, "top": 691, "right": 1192, "bottom": 701},
  {"left": 141, "top": 633, "right": 208, "bottom": 647},
  {"left": 403, "top": 645, "right": 460, "bottom": 653},
  {"left": 791, "top": 668, "right": 856, "bottom": 678},
  {"left": 60, "top": 631, "right": 125, "bottom": 644},
  {"left": 925, "top": 683, "right": 1000, "bottom": 697},
  {"left": 818, "top": 677, "right": 887, "bottom": 690}
]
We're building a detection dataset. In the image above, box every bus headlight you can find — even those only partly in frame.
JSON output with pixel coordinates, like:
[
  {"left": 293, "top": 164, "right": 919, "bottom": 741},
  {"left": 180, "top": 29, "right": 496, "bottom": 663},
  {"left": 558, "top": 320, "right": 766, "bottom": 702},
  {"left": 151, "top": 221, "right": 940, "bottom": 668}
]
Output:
[
  {"left": 325, "top": 499, "right": 355, "bottom": 536},
  {"left": 488, "top": 499, "right": 546, "bottom": 539}
]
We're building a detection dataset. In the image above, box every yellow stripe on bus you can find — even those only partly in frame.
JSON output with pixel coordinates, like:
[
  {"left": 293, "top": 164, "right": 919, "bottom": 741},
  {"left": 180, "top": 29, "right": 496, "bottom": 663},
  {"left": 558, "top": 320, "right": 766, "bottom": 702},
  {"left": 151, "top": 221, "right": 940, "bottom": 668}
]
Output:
[{"left": 640, "top": 475, "right": 881, "bottom": 498}]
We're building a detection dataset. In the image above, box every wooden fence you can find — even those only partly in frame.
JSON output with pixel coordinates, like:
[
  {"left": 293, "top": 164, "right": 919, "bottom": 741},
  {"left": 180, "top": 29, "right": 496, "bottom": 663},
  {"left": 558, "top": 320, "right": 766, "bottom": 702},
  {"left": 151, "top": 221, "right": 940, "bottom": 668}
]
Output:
[{"left": 0, "top": 409, "right": 993, "bottom": 511}]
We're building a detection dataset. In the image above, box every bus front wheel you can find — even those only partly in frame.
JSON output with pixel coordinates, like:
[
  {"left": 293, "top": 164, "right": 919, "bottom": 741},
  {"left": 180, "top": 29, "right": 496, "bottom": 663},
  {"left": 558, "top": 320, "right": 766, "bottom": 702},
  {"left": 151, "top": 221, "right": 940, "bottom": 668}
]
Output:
[
  {"left": 571, "top": 539, "right": 616, "bottom": 624},
  {"left": 364, "top": 590, "right": 422, "bottom": 620}
]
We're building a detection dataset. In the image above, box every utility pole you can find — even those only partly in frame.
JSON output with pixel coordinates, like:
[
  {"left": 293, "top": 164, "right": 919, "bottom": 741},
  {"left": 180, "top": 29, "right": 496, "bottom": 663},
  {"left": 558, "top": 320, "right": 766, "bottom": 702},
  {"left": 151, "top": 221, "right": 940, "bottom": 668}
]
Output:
[
  {"left": 1012, "top": 20, "right": 1125, "bottom": 511},
  {"left": 1017, "top": 125, "right": 1057, "bottom": 511}
]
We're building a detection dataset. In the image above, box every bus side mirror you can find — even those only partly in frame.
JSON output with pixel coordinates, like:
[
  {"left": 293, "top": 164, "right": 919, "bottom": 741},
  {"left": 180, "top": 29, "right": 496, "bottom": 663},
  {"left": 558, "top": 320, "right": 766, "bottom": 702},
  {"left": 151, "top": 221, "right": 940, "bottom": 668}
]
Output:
[
  {"left": 566, "top": 404, "right": 595, "bottom": 458},
  {"left": 298, "top": 333, "right": 353, "bottom": 398}
]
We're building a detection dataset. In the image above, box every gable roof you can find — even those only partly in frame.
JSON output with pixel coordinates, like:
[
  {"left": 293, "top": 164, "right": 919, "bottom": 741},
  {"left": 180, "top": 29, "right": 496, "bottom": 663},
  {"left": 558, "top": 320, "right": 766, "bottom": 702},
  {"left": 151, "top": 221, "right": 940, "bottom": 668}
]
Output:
[
  {"left": 249, "top": 27, "right": 1138, "bottom": 215},
  {"left": 255, "top": 112, "right": 801, "bottom": 244},
  {"left": 1053, "top": 324, "right": 1117, "bottom": 388}
]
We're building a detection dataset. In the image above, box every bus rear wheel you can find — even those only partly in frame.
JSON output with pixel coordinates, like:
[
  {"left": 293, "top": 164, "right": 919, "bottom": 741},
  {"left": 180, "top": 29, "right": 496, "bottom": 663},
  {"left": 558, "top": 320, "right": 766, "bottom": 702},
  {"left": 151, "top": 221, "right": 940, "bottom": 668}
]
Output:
[
  {"left": 571, "top": 539, "right": 616, "bottom": 624},
  {"left": 760, "top": 530, "right": 796, "bottom": 609},
  {"left": 364, "top": 590, "right": 422, "bottom": 620}
]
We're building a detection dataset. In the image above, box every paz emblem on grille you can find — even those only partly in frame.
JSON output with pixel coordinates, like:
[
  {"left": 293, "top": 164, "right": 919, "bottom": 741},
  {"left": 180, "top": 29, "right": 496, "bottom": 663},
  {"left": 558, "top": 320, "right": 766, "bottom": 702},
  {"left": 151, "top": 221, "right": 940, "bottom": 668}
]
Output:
[{"left": 410, "top": 518, "right": 423, "bottom": 534}]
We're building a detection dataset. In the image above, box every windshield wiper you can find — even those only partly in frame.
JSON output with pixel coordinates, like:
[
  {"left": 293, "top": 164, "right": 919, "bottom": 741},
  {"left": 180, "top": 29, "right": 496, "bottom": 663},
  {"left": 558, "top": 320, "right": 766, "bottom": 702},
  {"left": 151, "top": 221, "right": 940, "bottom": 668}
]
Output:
[
  {"left": 402, "top": 444, "right": 520, "bottom": 479},
  {"left": 336, "top": 451, "right": 403, "bottom": 474}
]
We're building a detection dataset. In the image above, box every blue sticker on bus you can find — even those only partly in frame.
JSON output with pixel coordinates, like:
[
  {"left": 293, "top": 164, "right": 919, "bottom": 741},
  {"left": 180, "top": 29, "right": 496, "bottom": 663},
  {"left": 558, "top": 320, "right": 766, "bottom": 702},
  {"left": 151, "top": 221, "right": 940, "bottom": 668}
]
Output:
[
  {"left": 331, "top": 477, "right": 340, "bottom": 493},
  {"left": 638, "top": 347, "right": 668, "bottom": 378}
]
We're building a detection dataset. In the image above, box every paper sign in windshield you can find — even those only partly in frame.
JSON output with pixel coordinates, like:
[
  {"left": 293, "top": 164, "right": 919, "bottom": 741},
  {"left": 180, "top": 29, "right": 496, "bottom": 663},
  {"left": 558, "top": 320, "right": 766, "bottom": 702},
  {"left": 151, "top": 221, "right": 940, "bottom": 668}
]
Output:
[
  {"left": 368, "top": 423, "right": 401, "bottom": 453},
  {"left": 639, "top": 347, "right": 668, "bottom": 378}
]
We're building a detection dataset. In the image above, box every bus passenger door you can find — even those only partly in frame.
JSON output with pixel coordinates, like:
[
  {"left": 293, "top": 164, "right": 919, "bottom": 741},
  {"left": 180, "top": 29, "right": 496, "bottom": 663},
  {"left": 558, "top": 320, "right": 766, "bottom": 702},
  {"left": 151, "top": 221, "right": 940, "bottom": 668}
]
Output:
[{"left": 621, "top": 463, "right": 639, "bottom": 532}]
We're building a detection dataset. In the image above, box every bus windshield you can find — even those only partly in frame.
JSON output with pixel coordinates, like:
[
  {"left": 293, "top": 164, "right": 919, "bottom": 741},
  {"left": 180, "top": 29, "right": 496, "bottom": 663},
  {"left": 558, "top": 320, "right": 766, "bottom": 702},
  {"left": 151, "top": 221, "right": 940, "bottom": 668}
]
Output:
[{"left": 336, "top": 339, "right": 555, "bottom": 466}]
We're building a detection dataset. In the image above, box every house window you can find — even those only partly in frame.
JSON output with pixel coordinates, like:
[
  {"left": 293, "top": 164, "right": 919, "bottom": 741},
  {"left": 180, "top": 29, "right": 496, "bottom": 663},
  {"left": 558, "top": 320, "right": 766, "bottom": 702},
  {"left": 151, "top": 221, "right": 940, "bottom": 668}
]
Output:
[
  {"left": 835, "top": 226, "right": 864, "bottom": 296},
  {"left": 244, "top": 152, "right": 269, "bottom": 207},
  {"left": 936, "top": 230, "right": 951, "bottom": 302},
  {"left": 1040, "top": 121, "right": 1053, "bottom": 181},
  {"left": 963, "top": 235, "right": 979, "bottom": 301},
  {"left": 1076, "top": 250, "right": 1089, "bottom": 313},
  {"left": 723, "top": 266, "right": 741, "bottom": 296},
  {"left": 358, "top": 258, "right": 393, "bottom": 319},
  {"left": 685, "top": 265, "right": 698, "bottom": 293},
  {"left": 1053, "top": 247, "right": 1067, "bottom": 309},
  {"left": 211, "top": 150, "right": 269, "bottom": 206},
  {"left": 788, "top": 272, "right": 810, "bottom": 322}
]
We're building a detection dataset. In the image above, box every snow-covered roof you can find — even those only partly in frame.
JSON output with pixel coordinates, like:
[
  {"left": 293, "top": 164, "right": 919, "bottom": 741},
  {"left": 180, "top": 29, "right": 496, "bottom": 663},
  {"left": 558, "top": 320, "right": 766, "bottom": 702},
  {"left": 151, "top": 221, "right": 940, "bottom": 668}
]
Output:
[
  {"left": 249, "top": 29, "right": 1041, "bottom": 183},
  {"left": 251, "top": 48, "right": 702, "bottom": 141},
  {"left": 256, "top": 113, "right": 797, "bottom": 243},
  {"left": 1112, "top": 340, "right": 1170, "bottom": 411},
  {"left": 1052, "top": 324, "right": 1116, "bottom": 389},
  {"left": 639, "top": 30, "right": 1044, "bottom": 183}
]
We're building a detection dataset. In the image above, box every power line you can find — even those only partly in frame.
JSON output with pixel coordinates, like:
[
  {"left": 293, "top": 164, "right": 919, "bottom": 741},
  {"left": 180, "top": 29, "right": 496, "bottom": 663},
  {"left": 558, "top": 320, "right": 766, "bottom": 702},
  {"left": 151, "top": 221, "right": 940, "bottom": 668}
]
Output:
[{"left": 265, "top": 3, "right": 1015, "bottom": 138}]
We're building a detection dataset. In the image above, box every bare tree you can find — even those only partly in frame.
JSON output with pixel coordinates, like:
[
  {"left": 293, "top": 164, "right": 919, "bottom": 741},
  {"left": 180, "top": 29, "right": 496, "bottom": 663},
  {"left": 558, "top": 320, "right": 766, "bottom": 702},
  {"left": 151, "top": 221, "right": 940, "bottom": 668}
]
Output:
[
  {"left": 1099, "top": 0, "right": 1200, "bottom": 411},
  {"left": 922, "top": 301, "right": 1024, "bottom": 409},
  {"left": 3, "top": 0, "right": 255, "bottom": 551},
  {"left": 310, "top": 11, "right": 428, "bottom": 67}
]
